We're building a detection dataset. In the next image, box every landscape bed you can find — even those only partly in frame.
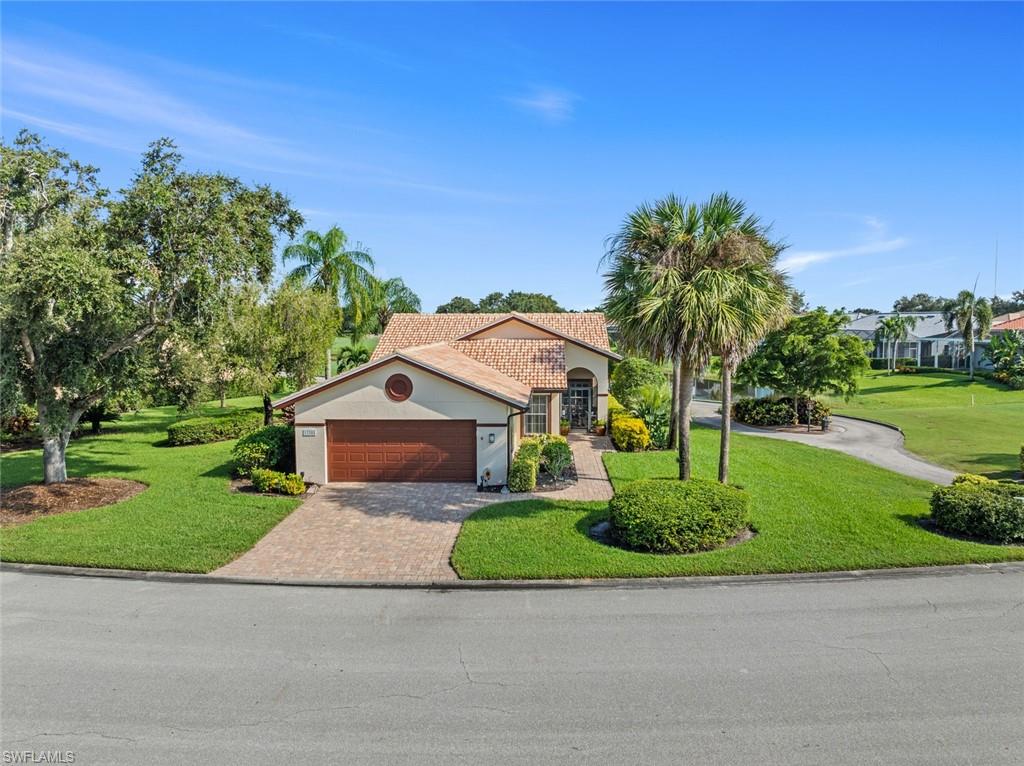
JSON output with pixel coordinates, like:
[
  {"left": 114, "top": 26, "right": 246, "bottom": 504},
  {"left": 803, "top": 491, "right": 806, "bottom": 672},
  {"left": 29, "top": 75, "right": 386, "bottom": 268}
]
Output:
[
  {"left": 451, "top": 427, "right": 1024, "bottom": 580},
  {"left": 0, "top": 398, "right": 301, "bottom": 572}
]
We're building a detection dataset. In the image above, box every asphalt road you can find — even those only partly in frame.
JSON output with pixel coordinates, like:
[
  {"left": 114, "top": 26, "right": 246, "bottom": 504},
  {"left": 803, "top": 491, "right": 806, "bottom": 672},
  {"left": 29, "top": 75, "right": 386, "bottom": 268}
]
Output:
[{"left": 2, "top": 569, "right": 1022, "bottom": 765}]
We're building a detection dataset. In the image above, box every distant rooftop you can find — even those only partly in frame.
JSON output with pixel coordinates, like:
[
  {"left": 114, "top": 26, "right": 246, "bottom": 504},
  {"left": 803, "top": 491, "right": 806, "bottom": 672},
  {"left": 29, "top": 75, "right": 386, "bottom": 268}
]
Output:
[{"left": 842, "top": 311, "right": 958, "bottom": 340}]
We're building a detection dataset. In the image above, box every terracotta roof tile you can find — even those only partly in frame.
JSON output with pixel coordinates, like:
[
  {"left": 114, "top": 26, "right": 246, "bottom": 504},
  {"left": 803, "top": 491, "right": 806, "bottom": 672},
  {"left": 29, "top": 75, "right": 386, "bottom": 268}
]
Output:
[
  {"left": 372, "top": 312, "right": 612, "bottom": 358},
  {"left": 450, "top": 339, "right": 566, "bottom": 389},
  {"left": 993, "top": 315, "right": 1024, "bottom": 331},
  {"left": 398, "top": 343, "right": 532, "bottom": 406}
]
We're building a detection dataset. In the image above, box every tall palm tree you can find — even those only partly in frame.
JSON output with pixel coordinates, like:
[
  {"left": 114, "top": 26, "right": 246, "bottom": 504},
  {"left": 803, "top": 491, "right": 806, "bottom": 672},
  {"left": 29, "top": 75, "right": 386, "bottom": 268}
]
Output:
[
  {"left": 282, "top": 226, "right": 375, "bottom": 324},
  {"left": 603, "top": 196, "right": 700, "bottom": 474},
  {"left": 283, "top": 226, "right": 374, "bottom": 376},
  {"left": 695, "top": 194, "right": 790, "bottom": 484},
  {"left": 944, "top": 284, "right": 993, "bottom": 379},
  {"left": 365, "top": 276, "right": 422, "bottom": 335}
]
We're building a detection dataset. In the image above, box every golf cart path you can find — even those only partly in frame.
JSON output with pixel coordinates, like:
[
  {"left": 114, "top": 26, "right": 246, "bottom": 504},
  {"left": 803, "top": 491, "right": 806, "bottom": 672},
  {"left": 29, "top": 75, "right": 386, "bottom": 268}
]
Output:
[{"left": 691, "top": 400, "right": 955, "bottom": 485}]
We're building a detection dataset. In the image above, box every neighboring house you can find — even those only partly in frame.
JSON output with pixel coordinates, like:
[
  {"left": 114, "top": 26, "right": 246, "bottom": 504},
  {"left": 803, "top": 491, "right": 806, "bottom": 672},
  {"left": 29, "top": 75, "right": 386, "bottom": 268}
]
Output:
[
  {"left": 991, "top": 312, "right": 1024, "bottom": 333},
  {"left": 841, "top": 311, "right": 985, "bottom": 369},
  {"left": 274, "top": 313, "right": 619, "bottom": 486}
]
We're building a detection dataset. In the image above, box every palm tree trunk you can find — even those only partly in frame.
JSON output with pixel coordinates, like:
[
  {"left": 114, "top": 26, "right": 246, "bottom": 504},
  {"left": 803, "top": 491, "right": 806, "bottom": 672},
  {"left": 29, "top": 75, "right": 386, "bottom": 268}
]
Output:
[
  {"left": 668, "top": 356, "right": 680, "bottom": 450},
  {"left": 718, "top": 359, "right": 733, "bottom": 484},
  {"left": 678, "top": 361, "right": 695, "bottom": 481}
]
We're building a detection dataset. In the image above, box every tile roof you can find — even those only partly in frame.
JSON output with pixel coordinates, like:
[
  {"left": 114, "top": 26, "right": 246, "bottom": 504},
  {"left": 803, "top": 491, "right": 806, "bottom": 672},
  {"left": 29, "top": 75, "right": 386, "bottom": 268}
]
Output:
[
  {"left": 398, "top": 343, "right": 532, "bottom": 406},
  {"left": 992, "top": 314, "right": 1024, "bottom": 331},
  {"left": 372, "top": 312, "right": 613, "bottom": 358},
  {"left": 450, "top": 338, "right": 567, "bottom": 389}
]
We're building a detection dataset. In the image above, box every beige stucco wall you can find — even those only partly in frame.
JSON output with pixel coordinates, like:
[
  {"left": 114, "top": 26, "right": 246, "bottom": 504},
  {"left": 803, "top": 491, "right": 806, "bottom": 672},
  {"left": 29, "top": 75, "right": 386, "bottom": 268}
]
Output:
[
  {"left": 471, "top": 319, "right": 560, "bottom": 340},
  {"left": 291, "top": 360, "right": 513, "bottom": 485}
]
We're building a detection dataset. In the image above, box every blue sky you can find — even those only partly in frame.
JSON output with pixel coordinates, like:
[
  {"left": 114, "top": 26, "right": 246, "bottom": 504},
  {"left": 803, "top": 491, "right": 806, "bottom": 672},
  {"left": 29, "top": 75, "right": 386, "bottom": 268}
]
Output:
[{"left": 3, "top": 2, "right": 1022, "bottom": 312}]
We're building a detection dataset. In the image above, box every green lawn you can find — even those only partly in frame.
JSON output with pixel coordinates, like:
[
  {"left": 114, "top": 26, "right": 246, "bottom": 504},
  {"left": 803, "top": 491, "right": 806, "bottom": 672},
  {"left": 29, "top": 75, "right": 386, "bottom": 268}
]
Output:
[
  {"left": 0, "top": 398, "right": 300, "bottom": 572},
  {"left": 827, "top": 370, "right": 1024, "bottom": 479},
  {"left": 451, "top": 428, "right": 1024, "bottom": 580}
]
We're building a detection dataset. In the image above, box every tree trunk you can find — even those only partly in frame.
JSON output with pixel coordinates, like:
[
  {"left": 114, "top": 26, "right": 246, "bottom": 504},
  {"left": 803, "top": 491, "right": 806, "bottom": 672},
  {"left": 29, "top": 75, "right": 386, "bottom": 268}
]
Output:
[
  {"left": 805, "top": 394, "right": 812, "bottom": 432},
  {"left": 677, "top": 362, "right": 695, "bottom": 481},
  {"left": 718, "top": 360, "right": 733, "bottom": 484},
  {"left": 668, "top": 356, "right": 680, "bottom": 450},
  {"left": 90, "top": 413, "right": 102, "bottom": 434},
  {"left": 220, "top": 388, "right": 226, "bottom": 408},
  {"left": 967, "top": 344, "right": 975, "bottom": 380},
  {"left": 326, "top": 347, "right": 333, "bottom": 379},
  {"left": 42, "top": 432, "right": 70, "bottom": 484},
  {"left": 262, "top": 393, "right": 274, "bottom": 426}
]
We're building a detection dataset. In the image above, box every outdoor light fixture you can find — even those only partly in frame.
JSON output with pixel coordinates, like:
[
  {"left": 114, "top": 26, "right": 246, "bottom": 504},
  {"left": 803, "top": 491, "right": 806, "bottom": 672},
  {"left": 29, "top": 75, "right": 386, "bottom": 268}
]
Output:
[{"left": 488, "top": 433, "right": 496, "bottom": 444}]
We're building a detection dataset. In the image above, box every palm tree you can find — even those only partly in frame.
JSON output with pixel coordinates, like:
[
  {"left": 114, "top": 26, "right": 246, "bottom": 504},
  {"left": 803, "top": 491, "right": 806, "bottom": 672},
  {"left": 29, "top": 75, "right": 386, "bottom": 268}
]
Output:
[
  {"left": 283, "top": 226, "right": 374, "bottom": 375},
  {"left": 365, "top": 276, "right": 422, "bottom": 335},
  {"left": 603, "top": 195, "right": 700, "bottom": 475},
  {"left": 695, "top": 194, "right": 790, "bottom": 484},
  {"left": 875, "top": 313, "right": 919, "bottom": 373},
  {"left": 944, "top": 285, "right": 993, "bottom": 379},
  {"left": 604, "top": 193, "right": 783, "bottom": 481}
]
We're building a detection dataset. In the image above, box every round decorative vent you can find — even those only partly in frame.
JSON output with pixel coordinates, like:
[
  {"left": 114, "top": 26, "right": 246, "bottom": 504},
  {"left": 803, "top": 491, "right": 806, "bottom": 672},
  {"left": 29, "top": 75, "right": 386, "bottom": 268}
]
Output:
[{"left": 385, "top": 373, "right": 413, "bottom": 402}]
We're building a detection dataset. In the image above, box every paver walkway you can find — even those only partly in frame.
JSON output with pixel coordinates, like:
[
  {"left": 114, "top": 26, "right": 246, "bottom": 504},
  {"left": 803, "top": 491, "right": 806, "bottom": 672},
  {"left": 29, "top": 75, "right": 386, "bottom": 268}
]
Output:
[
  {"left": 214, "top": 432, "right": 614, "bottom": 582},
  {"left": 690, "top": 400, "right": 955, "bottom": 485}
]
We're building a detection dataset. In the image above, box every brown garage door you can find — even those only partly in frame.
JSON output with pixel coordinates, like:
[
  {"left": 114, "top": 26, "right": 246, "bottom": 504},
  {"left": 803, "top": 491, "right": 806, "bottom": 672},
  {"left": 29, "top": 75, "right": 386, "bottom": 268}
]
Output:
[{"left": 327, "top": 420, "right": 476, "bottom": 482}]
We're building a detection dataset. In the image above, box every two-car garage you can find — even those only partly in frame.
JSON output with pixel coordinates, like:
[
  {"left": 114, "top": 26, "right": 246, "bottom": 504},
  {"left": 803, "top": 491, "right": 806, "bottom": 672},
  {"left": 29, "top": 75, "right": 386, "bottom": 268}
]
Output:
[{"left": 326, "top": 420, "right": 477, "bottom": 482}]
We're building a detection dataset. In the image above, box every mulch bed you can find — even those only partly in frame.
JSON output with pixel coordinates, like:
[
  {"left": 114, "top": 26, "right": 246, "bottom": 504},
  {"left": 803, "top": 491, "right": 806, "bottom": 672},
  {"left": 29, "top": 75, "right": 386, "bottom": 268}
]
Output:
[
  {"left": 1, "top": 477, "right": 147, "bottom": 527},
  {"left": 532, "top": 463, "right": 579, "bottom": 493}
]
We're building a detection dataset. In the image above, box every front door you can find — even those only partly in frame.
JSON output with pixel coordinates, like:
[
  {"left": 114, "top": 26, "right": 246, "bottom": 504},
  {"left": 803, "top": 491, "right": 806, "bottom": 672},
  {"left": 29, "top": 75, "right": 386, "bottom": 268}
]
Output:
[{"left": 566, "top": 381, "right": 593, "bottom": 430}]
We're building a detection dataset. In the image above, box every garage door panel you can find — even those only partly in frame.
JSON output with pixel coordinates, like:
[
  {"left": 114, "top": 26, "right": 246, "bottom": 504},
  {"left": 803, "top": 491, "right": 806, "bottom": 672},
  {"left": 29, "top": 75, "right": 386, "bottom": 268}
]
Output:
[{"left": 327, "top": 420, "right": 476, "bottom": 482}]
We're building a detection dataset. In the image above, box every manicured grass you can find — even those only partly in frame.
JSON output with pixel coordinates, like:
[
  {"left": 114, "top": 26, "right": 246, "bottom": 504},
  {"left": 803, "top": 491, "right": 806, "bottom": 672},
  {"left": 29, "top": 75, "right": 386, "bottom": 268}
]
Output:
[
  {"left": 451, "top": 428, "right": 1024, "bottom": 579},
  {"left": 827, "top": 370, "right": 1024, "bottom": 479},
  {"left": 0, "top": 398, "right": 300, "bottom": 572}
]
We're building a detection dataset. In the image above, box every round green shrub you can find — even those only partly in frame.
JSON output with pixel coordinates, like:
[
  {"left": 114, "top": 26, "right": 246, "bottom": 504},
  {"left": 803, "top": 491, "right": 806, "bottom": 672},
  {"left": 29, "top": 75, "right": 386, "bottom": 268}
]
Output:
[
  {"left": 610, "top": 416, "right": 651, "bottom": 451},
  {"left": 541, "top": 437, "right": 572, "bottom": 478},
  {"left": 231, "top": 424, "right": 294, "bottom": 477},
  {"left": 610, "top": 358, "right": 665, "bottom": 407},
  {"left": 609, "top": 479, "right": 751, "bottom": 554},
  {"left": 930, "top": 482, "right": 1024, "bottom": 544}
]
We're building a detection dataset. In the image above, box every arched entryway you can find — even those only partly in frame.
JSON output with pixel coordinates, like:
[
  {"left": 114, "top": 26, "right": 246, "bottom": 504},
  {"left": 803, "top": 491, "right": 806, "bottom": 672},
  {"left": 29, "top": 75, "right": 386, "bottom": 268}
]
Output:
[{"left": 563, "top": 366, "right": 598, "bottom": 431}]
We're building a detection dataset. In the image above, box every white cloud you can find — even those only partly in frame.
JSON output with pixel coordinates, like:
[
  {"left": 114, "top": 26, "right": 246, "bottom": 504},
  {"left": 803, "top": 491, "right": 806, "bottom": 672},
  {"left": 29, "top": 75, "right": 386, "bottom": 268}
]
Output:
[
  {"left": 507, "top": 87, "right": 578, "bottom": 123},
  {"left": 779, "top": 215, "right": 909, "bottom": 274}
]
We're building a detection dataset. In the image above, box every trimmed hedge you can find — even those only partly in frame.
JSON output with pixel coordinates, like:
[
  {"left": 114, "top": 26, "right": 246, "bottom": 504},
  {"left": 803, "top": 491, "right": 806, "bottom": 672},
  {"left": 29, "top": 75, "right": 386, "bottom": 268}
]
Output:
[
  {"left": 508, "top": 445, "right": 538, "bottom": 492},
  {"left": 610, "top": 416, "right": 651, "bottom": 451},
  {"left": 250, "top": 468, "right": 306, "bottom": 496},
  {"left": 166, "top": 410, "right": 263, "bottom": 446},
  {"left": 607, "top": 393, "right": 627, "bottom": 430},
  {"left": 732, "top": 397, "right": 795, "bottom": 427},
  {"left": 930, "top": 481, "right": 1024, "bottom": 544},
  {"left": 732, "top": 396, "right": 830, "bottom": 427},
  {"left": 609, "top": 478, "right": 751, "bottom": 554},
  {"left": 231, "top": 424, "right": 294, "bottom": 478}
]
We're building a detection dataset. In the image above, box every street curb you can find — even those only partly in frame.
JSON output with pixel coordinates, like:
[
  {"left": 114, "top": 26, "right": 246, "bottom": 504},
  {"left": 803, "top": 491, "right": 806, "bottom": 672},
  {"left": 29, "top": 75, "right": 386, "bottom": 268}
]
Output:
[
  {"left": 2, "top": 560, "right": 1022, "bottom": 591},
  {"left": 833, "top": 413, "right": 904, "bottom": 434}
]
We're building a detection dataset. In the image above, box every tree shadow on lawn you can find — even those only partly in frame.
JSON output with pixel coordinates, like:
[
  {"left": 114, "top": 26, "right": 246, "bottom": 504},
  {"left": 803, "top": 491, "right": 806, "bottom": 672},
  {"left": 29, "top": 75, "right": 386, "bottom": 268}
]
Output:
[
  {"left": 955, "top": 454, "right": 1023, "bottom": 481},
  {"left": 853, "top": 378, "right": 967, "bottom": 396},
  {"left": 0, "top": 449, "right": 139, "bottom": 489}
]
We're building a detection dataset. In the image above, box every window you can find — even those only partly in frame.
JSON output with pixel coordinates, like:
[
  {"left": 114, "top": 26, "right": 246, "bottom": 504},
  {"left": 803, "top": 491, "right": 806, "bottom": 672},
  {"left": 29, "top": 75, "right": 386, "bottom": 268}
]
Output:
[{"left": 525, "top": 394, "right": 548, "bottom": 434}]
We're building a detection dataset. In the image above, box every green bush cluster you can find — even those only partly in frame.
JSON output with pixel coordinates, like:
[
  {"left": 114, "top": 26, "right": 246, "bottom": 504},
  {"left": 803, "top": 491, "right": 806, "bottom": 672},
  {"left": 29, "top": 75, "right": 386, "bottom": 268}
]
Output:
[
  {"left": 732, "top": 397, "right": 795, "bottom": 427},
  {"left": 166, "top": 410, "right": 263, "bottom": 446},
  {"left": 610, "top": 357, "right": 665, "bottom": 406},
  {"left": 607, "top": 394, "right": 627, "bottom": 429},
  {"left": 732, "top": 396, "right": 830, "bottom": 427},
  {"left": 508, "top": 434, "right": 574, "bottom": 491},
  {"left": 610, "top": 416, "right": 651, "bottom": 451},
  {"left": 250, "top": 468, "right": 306, "bottom": 496},
  {"left": 930, "top": 481, "right": 1024, "bottom": 544},
  {"left": 609, "top": 479, "right": 751, "bottom": 554},
  {"left": 231, "top": 424, "right": 294, "bottom": 477}
]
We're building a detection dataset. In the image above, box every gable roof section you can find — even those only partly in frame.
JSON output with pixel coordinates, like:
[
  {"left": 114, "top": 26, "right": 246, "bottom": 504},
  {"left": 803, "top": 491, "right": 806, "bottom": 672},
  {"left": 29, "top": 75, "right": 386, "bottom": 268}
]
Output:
[
  {"left": 274, "top": 344, "right": 532, "bottom": 411},
  {"left": 450, "top": 338, "right": 567, "bottom": 390},
  {"left": 992, "top": 312, "right": 1024, "bottom": 331},
  {"left": 372, "top": 312, "right": 617, "bottom": 359}
]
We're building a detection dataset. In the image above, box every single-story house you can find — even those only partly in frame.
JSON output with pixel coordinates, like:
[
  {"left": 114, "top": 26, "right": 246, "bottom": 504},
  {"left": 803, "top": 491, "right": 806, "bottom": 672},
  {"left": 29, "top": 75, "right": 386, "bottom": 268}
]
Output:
[
  {"left": 842, "top": 311, "right": 986, "bottom": 369},
  {"left": 274, "top": 312, "right": 619, "bottom": 486}
]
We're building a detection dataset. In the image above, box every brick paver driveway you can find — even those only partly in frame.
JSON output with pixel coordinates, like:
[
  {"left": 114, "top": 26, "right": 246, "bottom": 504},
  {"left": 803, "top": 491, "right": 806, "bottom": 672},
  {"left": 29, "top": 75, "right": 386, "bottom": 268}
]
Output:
[{"left": 214, "top": 433, "right": 613, "bottom": 582}]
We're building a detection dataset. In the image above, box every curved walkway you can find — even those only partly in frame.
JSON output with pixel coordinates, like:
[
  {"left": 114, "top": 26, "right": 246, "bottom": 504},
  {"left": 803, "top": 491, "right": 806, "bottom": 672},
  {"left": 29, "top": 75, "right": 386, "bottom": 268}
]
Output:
[{"left": 691, "top": 400, "right": 955, "bottom": 484}]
